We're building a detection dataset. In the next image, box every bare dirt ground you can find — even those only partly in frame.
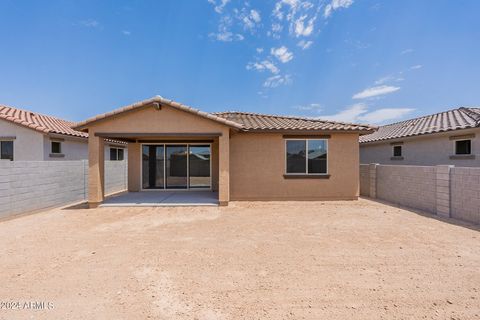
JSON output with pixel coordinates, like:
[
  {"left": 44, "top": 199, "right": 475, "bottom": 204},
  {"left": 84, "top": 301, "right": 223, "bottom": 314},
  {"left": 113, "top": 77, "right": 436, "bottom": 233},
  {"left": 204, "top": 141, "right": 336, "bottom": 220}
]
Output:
[{"left": 0, "top": 199, "right": 479, "bottom": 320}]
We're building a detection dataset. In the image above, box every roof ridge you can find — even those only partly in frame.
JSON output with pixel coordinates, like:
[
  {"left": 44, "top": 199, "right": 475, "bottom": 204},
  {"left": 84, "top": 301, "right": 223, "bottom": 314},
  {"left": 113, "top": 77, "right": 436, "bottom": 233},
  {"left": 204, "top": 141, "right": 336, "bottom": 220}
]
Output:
[
  {"left": 372, "top": 107, "right": 460, "bottom": 128},
  {"left": 0, "top": 104, "right": 77, "bottom": 125},
  {"left": 213, "top": 110, "right": 375, "bottom": 128},
  {"left": 459, "top": 107, "right": 480, "bottom": 124}
]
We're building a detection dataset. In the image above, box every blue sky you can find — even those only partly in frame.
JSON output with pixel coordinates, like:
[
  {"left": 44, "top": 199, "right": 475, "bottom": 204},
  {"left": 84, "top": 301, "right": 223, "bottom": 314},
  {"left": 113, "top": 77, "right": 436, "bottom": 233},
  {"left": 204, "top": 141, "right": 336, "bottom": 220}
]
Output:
[{"left": 0, "top": 0, "right": 479, "bottom": 125}]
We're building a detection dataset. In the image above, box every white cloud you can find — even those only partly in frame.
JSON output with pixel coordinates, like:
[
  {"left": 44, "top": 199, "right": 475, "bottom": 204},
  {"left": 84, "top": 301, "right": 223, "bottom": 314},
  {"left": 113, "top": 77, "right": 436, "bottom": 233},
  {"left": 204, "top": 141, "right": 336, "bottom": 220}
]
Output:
[
  {"left": 410, "top": 64, "right": 423, "bottom": 70},
  {"left": 294, "top": 103, "right": 323, "bottom": 112},
  {"left": 79, "top": 19, "right": 99, "bottom": 28},
  {"left": 271, "top": 46, "right": 294, "bottom": 63},
  {"left": 358, "top": 108, "right": 414, "bottom": 123},
  {"left": 209, "top": 16, "right": 244, "bottom": 42},
  {"left": 238, "top": 8, "right": 262, "bottom": 31},
  {"left": 246, "top": 60, "right": 279, "bottom": 74},
  {"left": 297, "top": 39, "right": 313, "bottom": 50},
  {"left": 374, "top": 75, "right": 404, "bottom": 85},
  {"left": 250, "top": 9, "right": 261, "bottom": 23},
  {"left": 324, "top": 0, "right": 354, "bottom": 18},
  {"left": 401, "top": 48, "right": 414, "bottom": 55},
  {"left": 263, "top": 74, "right": 292, "bottom": 88},
  {"left": 256, "top": 48, "right": 264, "bottom": 53},
  {"left": 293, "top": 15, "right": 315, "bottom": 37},
  {"left": 122, "top": 30, "right": 131, "bottom": 36},
  {"left": 352, "top": 85, "right": 400, "bottom": 99},
  {"left": 321, "top": 103, "right": 414, "bottom": 124},
  {"left": 208, "top": 0, "right": 230, "bottom": 14},
  {"left": 322, "top": 103, "right": 368, "bottom": 122}
]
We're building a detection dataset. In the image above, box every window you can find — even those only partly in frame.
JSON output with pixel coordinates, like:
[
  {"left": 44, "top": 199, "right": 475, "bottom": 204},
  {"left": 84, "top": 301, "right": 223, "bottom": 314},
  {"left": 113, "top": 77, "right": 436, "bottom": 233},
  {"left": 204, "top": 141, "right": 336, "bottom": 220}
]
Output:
[
  {"left": 455, "top": 140, "right": 471, "bottom": 155},
  {"left": 51, "top": 141, "right": 62, "bottom": 154},
  {"left": 110, "top": 148, "right": 124, "bottom": 161},
  {"left": 393, "top": 145, "right": 402, "bottom": 157},
  {"left": 1, "top": 141, "right": 13, "bottom": 161},
  {"left": 286, "top": 139, "right": 327, "bottom": 175}
]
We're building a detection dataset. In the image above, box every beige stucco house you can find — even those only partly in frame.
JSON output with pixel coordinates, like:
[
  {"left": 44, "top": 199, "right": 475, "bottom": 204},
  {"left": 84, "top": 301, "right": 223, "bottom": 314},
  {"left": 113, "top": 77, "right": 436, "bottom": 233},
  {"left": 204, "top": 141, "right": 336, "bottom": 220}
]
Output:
[
  {"left": 0, "top": 104, "right": 126, "bottom": 161},
  {"left": 360, "top": 107, "right": 480, "bottom": 166},
  {"left": 74, "top": 96, "right": 375, "bottom": 207}
]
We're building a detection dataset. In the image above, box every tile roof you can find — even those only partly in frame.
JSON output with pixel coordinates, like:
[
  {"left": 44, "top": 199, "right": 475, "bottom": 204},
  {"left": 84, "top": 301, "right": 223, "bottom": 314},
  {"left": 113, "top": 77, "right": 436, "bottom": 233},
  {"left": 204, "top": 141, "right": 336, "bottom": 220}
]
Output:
[
  {"left": 214, "top": 111, "right": 375, "bottom": 132},
  {"left": 73, "top": 96, "right": 376, "bottom": 133},
  {"left": 74, "top": 96, "right": 244, "bottom": 130},
  {"left": 360, "top": 107, "right": 480, "bottom": 143},
  {"left": 0, "top": 104, "right": 88, "bottom": 138}
]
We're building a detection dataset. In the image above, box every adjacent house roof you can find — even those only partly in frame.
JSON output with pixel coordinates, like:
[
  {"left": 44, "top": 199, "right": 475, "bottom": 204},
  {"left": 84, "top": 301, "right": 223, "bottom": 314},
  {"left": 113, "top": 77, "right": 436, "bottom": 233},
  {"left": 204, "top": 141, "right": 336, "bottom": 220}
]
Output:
[
  {"left": 360, "top": 107, "right": 480, "bottom": 143},
  {"left": 0, "top": 104, "right": 88, "bottom": 138},
  {"left": 73, "top": 96, "right": 376, "bottom": 134},
  {"left": 214, "top": 111, "right": 375, "bottom": 133}
]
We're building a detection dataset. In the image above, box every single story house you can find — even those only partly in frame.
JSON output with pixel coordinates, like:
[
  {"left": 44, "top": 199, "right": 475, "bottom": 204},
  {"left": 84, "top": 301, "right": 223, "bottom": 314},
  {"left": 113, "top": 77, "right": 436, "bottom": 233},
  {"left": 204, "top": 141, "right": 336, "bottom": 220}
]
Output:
[
  {"left": 73, "top": 96, "right": 375, "bottom": 207},
  {"left": 360, "top": 107, "right": 480, "bottom": 166},
  {"left": 0, "top": 104, "right": 126, "bottom": 161}
]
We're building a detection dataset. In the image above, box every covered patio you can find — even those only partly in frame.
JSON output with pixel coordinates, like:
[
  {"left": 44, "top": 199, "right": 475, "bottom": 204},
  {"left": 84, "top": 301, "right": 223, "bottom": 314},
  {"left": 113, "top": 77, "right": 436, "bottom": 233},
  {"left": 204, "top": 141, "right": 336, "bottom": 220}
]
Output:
[
  {"left": 101, "top": 191, "right": 219, "bottom": 207},
  {"left": 73, "top": 97, "right": 239, "bottom": 207}
]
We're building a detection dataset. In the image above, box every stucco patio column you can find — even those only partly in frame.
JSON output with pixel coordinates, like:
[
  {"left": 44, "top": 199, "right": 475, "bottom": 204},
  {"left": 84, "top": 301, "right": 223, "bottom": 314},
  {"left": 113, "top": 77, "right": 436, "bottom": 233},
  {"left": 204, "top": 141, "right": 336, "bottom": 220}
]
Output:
[
  {"left": 127, "top": 143, "right": 141, "bottom": 192},
  {"left": 218, "top": 132, "right": 230, "bottom": 206},
  {"left": 88, "top": 134, "right": 105, "bottom": 208}
]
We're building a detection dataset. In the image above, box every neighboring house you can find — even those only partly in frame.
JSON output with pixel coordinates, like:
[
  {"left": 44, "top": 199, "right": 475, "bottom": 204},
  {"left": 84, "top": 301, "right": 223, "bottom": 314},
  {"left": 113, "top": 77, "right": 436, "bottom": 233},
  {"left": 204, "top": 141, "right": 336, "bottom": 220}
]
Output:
[
  {"left": 0, "top": 104, "right": 126, "bottom": 161},
  {"left": 73, "top": 96, "right": 375, "bottom": 206},
  {"left": 360, "top": 107, "right": 480, "bottom": 166}
]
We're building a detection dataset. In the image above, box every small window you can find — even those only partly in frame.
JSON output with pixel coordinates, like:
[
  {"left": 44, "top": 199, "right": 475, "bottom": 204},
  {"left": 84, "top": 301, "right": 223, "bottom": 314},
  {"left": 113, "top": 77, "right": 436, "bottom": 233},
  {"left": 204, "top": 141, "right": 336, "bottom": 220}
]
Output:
[
  {"left": 110, "top": 148, "right": 124, "bottom": 161},
  {"left": 455, "top": 140, "right": 471, "bottom": 155},
  {"left": 1, "top": 141, "right": 14, "bottom": 161},
  {"left": 393, "top": 145, "right": 402, "bottom": 157},
  {"left": 51, "top": 141, "right": 62, "bottom": 154},
  {"left": 286, "top": 139, "right": 328, "bottom": 174}
]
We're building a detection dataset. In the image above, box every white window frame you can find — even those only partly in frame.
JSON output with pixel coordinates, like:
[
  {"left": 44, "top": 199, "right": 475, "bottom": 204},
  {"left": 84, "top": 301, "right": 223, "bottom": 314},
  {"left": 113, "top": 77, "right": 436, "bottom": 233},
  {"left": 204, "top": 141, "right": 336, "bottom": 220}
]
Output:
[
  {"left": 51, "top": 141, "right": 62, "bottom": 154},
  {"left": 392, "top": 145, "right": 402, "bottom": 157},
  {"left": 454, "top": 139, "right": 472, "bottom": 155},
  {"left": 284, "top": 139, "right": 328, "bottom": 175},
  {"left": 110, "top": 147, "right": 124, "bottom": 161},
  {"left": 0, "top": 139, "right": 14, "bottom": 161}
]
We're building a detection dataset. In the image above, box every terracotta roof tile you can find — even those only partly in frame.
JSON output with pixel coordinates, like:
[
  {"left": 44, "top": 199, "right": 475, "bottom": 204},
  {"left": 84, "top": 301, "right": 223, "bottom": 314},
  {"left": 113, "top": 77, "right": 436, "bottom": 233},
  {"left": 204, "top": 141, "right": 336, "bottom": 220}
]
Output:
[
  {"left": 73, "top": 96, "right": 376, "bottom": 133},
  {"left": 360, "top": 107, "right": 480, "bottom": 143},
  {"left": 214, "top": 111, "right": 375, "bottom": 132},
  {"left": 0, "top": 104, "right": 88, "bottom": 138}
]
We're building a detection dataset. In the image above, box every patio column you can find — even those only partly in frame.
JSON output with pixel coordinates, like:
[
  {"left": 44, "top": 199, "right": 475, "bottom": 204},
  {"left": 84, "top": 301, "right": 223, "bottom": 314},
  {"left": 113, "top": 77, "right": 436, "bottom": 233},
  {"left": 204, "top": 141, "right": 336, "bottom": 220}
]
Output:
[
  {"left": 128, "top": 143, "right": 140, "bottom": 192},
  {"left": 218, "top": 132, "right": 230, "bottom": 206},
  {"left": 88, "top": 134, "right": 105, "bottom": 208}
]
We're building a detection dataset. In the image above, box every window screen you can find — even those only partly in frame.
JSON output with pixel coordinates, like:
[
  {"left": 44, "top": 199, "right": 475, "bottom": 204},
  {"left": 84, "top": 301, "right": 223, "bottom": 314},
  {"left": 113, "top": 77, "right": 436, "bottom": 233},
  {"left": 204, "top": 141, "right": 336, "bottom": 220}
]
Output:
[
  {"left": 393, "top": 145, "right": 402, "bottom": 157},
  {"left": 455, "top": 140, "right": 471, "bottom": 155},
  {"left": 1, "top": 141, "right": 13, "bottom": 161},
  {"left": 51, "top": 141, "right": 61, "bottom": 154}
]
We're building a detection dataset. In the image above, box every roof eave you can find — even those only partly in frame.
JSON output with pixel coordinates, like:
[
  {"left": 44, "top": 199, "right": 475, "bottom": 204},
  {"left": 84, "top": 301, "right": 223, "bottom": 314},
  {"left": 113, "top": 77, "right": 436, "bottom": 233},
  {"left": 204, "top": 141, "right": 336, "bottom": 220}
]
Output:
[{"left": 72, "top": 96, "right": 244, "bottom": 131}]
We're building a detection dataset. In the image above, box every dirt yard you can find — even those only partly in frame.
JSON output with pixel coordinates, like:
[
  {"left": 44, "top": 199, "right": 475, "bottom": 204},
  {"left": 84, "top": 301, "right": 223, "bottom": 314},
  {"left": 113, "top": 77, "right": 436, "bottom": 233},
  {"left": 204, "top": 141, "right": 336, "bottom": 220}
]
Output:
[{"left": 0, "top": 199, "right": 479, "bottom": 320}]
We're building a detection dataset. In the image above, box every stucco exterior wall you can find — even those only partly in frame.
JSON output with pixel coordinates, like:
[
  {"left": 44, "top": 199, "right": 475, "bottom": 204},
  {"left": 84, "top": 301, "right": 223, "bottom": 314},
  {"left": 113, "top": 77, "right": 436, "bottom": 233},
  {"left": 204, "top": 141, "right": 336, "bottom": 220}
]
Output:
[
  {"left": 0, "top": 118, "right": 44, "bottom": 160},
  {"left": 229, "top": 132, "right": 360, "bottom": 200},
  {"left": 42, "top": 136, "right": 88, "bottom": 160},
  {"left": 360, "top": 128, "right": 480, "bottom": 167}
]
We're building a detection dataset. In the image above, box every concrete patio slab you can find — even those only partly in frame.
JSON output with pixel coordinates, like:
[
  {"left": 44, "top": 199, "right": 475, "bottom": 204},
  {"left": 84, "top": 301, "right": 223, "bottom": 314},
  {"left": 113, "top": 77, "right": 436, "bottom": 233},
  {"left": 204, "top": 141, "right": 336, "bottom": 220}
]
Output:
[{"left": 100, "top": 191, "right": 219, "bottom": 207}]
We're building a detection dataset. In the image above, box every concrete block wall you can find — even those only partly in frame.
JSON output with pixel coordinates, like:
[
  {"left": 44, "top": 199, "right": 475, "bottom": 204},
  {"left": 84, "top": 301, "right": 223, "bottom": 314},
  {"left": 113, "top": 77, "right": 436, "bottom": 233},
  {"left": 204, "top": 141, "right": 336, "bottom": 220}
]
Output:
[
  {"left": 361, "top": 163, "right": 480, "bottom": 224},
  {"left": 451, "top": 167, "right": 480, "bottom": 224},
  {"left": 376, "top": 165, "right": 436, "bottom": 213},
  {"left": 359, "top": 164, "right": 370, "bottom": 196},
  {"left": 105, "top": 160, "right": 128, "bottom": 195},
  {"left": 0, "top": 160, "right": 127, "bottom": 219}
]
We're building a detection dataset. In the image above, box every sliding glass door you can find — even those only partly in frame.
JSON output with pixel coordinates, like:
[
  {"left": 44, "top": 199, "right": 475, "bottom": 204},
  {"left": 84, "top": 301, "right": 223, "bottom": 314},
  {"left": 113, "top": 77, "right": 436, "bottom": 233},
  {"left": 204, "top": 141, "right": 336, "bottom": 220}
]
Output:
[
  {"left": 142, "top": 144, "right": 211, "bottom": 190},
  {"left": 142, "top": 145, "right": 165, "bottom": 189},
  {"left": 166, "top": 145, "right": 188, "bottom": 189}
]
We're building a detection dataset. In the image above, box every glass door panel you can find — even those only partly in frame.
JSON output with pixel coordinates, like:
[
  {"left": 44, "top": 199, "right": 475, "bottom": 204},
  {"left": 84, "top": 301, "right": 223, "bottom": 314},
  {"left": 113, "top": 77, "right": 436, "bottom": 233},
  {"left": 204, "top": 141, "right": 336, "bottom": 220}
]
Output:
[
  {"left": 142, "top": 145, "right": 165, "bottom": 189},
  {"left": 166, "top": 145, "right": 188, "bottom": 189},
  {"left": 189, "top": 145, "right": 211, "bottom": 189}
]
